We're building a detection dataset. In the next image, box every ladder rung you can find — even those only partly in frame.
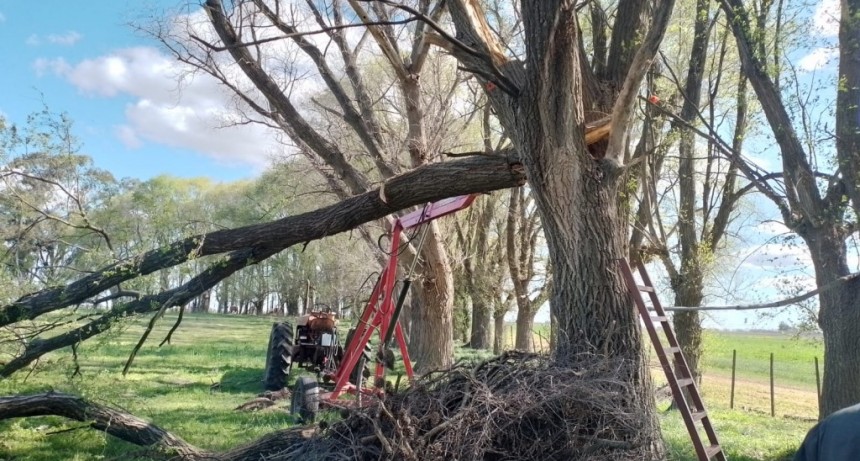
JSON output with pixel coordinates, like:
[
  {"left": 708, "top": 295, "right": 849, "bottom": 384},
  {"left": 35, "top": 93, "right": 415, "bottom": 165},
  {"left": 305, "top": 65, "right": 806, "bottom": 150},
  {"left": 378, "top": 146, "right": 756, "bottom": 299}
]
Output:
[
  {"left": 637, "top": 284, "right": 655, "bottom": 292},
  {"left": 691, "top": 410, "right": 708, "bottom": 422},
  {"left": 677, "top": 378, "right": 695, "bottom": 387},
  {"left": 667, "top": 346, "right": 682, "bottom": 354},
  {"left": 705, "top": 444, "right": 723, "bottom": 459},
  {"left": 650, "top": 315, "right": 669, "bottom": 323}
]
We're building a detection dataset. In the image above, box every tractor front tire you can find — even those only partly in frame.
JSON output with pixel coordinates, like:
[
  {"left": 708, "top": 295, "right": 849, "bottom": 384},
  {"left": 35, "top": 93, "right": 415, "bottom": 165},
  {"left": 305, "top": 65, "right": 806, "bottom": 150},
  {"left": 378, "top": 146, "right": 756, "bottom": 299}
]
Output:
[
  {"left": 263, "top": 322, "right": 293, "bottom": 391},
  {"left": 291, "top": 376, "right": 319, "bottom": 423}
]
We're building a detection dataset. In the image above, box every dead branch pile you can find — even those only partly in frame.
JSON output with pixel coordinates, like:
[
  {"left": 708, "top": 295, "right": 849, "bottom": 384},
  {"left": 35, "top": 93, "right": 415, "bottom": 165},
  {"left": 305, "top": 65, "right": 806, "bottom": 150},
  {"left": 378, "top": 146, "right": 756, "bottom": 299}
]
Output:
[{"left": 272, "top": 351, "right": 657, "bottom": 461}]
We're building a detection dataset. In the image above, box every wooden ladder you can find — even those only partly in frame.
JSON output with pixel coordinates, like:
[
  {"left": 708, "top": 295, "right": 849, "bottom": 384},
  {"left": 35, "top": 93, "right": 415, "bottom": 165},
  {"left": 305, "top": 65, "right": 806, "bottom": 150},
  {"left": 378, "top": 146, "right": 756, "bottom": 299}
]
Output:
[{"left": 617, "top": 259, "right": 727, "bottom": 461}]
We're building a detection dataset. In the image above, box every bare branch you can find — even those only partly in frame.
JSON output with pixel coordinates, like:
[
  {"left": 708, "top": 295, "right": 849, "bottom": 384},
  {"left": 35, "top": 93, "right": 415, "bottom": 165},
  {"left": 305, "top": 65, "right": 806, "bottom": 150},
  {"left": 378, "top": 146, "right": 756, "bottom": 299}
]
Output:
[
  {"left": 666, "top": 271, "right": 860, "bottom": 311},
  {"left": 606, "top": 0, "right": 676, "bottom": 163}
]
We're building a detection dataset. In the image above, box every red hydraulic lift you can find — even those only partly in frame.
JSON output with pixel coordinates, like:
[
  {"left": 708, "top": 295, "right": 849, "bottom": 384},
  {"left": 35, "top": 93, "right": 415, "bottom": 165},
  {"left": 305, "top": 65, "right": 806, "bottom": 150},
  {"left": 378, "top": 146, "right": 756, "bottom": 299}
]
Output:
[{"left": 323, "top": 194, "right": 477, "bottom": 402}]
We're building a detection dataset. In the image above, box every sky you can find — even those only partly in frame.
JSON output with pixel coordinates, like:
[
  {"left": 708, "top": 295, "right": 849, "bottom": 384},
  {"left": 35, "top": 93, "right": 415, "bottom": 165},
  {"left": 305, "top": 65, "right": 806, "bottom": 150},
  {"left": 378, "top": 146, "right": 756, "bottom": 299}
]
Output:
[
  {"left": 0, "top": 0, "right": 279, "bottom": 182},
  {"left": 0, "top": 1, "right": 849, "bottom": 330}
]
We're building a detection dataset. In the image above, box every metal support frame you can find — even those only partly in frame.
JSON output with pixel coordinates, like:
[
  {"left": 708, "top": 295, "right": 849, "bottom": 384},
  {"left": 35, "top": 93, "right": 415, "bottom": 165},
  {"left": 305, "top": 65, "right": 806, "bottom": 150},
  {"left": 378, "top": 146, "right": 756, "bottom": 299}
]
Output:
[{"left": 328, "top": 194, "right": 477, "bottom": 400}]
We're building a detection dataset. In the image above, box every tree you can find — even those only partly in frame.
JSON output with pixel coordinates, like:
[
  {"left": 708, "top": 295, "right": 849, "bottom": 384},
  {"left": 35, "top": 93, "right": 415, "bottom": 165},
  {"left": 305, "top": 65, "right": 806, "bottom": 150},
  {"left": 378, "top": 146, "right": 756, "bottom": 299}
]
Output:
[
  {"left": 631, "top": 4, "right": 752, "bottom": 386},
  {"left": 4, "top": 0, "right": 678, "bottom": 454},
  {"left": 439, "top": 0, "right": 677, "bottom": 453},
  {"left": 153, "top": 0, "right": 495, "bottom": 371},
  {"left": 506, "top": 186, "right": 550, "bottom": 352},
  {"left": 716, "top": 0, "right": 860, "bottom": 417},
  {"left": 451, "top": 193, "right": 507, "bottom": 349}
]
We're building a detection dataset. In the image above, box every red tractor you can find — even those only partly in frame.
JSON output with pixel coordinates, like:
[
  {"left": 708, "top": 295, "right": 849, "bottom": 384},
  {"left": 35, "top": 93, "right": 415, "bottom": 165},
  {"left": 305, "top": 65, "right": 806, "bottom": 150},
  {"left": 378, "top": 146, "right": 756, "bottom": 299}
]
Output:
[{"left": 264, "top": 195, "right": 477, "bottom": 422}]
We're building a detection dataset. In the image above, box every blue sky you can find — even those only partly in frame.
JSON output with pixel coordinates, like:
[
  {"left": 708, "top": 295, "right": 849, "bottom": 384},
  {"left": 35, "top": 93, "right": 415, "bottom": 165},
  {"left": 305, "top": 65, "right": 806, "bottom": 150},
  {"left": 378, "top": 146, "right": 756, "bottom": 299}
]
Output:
[
  {"left": 0, "top": 1, "right": 847, "bottom": 330},
  {"left": 0, "top": 1, "right": 275, "bottom": 182}
]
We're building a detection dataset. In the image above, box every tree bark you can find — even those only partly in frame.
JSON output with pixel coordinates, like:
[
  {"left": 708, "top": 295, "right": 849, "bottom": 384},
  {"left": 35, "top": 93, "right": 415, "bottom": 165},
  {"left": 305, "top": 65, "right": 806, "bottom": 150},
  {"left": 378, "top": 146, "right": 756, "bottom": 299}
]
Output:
[
  {"left": 820, "top": 0, "right": 860, "bottom": 417},
  {"left": 807, "top": 227, "right": 860, "bottom": 417},
  {"left": 408, "top": 222, "right": 455, "bottom": 371},
  {"left": 514, "top": 311, "right": 534, "bottom": 351},
  {"left": 469, "top": 294, "right": 493, "bottom": 349},
  {"left": 671, "top": 0, "right": 710, "bottom": 385},
  {"left": 493, "top": 311, "right": 506, "bottom": 354},
  {"left": 0, "top": 392, "right": 206, "bottom": 459}
]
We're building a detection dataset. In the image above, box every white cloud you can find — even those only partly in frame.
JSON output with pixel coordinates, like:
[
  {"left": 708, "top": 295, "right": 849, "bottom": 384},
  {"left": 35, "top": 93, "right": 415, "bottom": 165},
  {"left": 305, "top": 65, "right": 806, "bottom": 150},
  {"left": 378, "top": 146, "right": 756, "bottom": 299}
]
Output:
[
  {"left": 39, "top": 46, "right": 281, "bottom": 168},
  {"left": 115, "top": 125, "right": 143, "bottom": 149},
  {"left": 32, "top": 57, "right": 71, "bottom": 77},
  {"left": 47, "top": 31, "right": 82, "bottom": 46},
  {"left": 798, "top": 47, "right": 838, "bottom": 71},
  {"left": 26, "top": 31, "right": 82, "bottom": 46},
  {"left": 814, "top": 0, "right": 840, "bottom": 37}
]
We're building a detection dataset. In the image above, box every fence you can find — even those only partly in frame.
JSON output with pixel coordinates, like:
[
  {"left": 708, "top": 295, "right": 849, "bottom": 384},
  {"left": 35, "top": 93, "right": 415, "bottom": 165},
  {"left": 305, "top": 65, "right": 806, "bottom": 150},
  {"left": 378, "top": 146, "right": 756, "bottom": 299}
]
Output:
[
  {"left": 475, "top": 324, "right": 822, "bottom": 420},
  {"left": 721, "top": 349, "right": 821, "bottom": 418},
  {"left": 495, "top": 324, "right": 551, "bottom": 352}
]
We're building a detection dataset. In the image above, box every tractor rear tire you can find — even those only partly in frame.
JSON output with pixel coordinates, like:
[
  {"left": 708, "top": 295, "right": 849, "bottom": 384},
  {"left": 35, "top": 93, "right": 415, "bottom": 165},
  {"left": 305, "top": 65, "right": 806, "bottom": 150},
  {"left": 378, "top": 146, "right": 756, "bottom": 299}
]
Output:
[
  {"left": 291, "top": 376, "right": 319, "bottom": 423},
  {"left": 263, "top": 322, "right": 293, "bottom": 391},
  {"left": 344, "top": 328, "right": 372, "bottom": 386}
]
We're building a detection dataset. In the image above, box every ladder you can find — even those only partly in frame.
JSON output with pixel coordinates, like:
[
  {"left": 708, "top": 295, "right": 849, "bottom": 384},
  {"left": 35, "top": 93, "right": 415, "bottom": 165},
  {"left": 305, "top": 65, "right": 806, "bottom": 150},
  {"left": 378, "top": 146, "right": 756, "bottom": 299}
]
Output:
[{"left": 617, "top": 259, "right": 726, "bottom": 461}]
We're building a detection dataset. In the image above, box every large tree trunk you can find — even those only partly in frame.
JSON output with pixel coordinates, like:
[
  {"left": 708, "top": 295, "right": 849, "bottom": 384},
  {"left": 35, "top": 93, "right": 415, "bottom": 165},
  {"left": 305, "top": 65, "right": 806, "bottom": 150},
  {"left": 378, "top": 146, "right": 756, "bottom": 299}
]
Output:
[
  {"left": 806, "top": 226, "right": 860, "bottom": 417},
  {"left": 514, "top": 308, "right": 534, "bottom": 351},
  {"left": 493, "top": 311, "right": 506, "bottom": 354},
  {"left": 825, "top": 0, "right": 860, "bottom": 418},
  {"left": 444, "top": 0, "right": 672, "bottom": 455},
  {"left": 408, "top": 224, "right": 455, "bottom": 372},
  {"left": 469, "top": 295, "right": 493, "bottom": 349},
  {"left": 671, "top": 0, "right": 710, "bottom": 385}
]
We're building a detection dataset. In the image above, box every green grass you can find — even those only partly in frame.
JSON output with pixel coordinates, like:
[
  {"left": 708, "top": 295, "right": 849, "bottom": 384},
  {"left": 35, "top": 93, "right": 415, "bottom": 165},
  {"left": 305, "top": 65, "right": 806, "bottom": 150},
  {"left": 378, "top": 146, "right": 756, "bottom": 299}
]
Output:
[
  {"left": 660, "top": 404, "right": 805, "bottom": 461},
  {"left": 0, "top": 313, "right": 292, "bottom": 460},
  {"left": 702, "top": 330, "right": 823, "bottom": 389},
  {"left": 0, "top": 313, "right": 819, "bottom": 460}
]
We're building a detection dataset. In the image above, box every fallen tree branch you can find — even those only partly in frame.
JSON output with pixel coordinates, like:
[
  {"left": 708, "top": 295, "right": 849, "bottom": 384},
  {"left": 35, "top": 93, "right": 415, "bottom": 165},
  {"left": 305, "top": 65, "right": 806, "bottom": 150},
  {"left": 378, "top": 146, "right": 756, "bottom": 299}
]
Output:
[
  {"left": 0, "top": 391, "right": 207, "bottom": 459},
  {"left": 1, "top": 153, "right": 525, "bottom": 328},
  {"left": 1, "top": 248, "right": 266, "bottom": 377},
  {"left": 0, "top": 391, "right": 318, "bottom": 461}
]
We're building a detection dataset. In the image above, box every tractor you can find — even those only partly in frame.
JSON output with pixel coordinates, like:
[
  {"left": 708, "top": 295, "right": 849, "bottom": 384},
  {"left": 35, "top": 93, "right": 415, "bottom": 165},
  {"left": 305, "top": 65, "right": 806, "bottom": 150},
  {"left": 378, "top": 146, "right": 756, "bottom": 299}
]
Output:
[
  {"left": 263, "top": 308, "right": 370, "bottom": 420},
  {"left": 263, "top": 195, "right": 479, "bottom": 422}
]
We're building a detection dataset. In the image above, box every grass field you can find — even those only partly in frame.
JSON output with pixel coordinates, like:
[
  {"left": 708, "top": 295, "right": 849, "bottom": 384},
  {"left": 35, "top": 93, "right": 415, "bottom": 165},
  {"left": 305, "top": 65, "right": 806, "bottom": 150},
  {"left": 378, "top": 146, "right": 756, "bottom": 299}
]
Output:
[{"left": 0, "top": 313, "right": 819, "bottom": 460}]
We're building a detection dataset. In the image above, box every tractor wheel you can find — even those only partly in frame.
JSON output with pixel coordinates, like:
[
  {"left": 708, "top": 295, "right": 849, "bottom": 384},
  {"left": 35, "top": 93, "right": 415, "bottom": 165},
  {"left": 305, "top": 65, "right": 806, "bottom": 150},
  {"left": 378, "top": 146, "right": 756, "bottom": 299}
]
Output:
[
  {"left": 344, "top": 328, "right": 372, "bottom": 386},
  {"left": 290, "top": 376, "right": 319, "bottom": 423},
  {"left": 263, "top": 322, "right": 293, "bottom": 391}
]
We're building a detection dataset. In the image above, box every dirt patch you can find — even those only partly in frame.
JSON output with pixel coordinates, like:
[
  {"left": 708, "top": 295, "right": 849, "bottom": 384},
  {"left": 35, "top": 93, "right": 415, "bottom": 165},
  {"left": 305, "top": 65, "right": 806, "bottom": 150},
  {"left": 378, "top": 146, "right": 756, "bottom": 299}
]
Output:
[{"left": 701, "top": 373, "right": 818, "bottom": 419}]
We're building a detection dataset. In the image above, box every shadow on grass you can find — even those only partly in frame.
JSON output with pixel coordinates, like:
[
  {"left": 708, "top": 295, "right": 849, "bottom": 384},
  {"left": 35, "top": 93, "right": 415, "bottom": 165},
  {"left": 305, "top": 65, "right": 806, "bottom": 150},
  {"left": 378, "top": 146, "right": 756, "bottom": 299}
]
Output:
[
  {"left": 726, "top": 447, "right": 796, "bottom": 461},
  {"left": 218, "top": 367, "right": 264, "bottom": 393},
  {"left": 671, "top": 446, "right": 797, "bottom": 461}
]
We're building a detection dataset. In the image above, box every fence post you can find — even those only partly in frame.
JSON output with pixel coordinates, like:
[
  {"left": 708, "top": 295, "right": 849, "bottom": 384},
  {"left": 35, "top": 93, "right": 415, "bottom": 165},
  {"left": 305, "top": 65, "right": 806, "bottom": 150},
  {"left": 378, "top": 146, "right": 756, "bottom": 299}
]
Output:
[
  {"left": 730, "top": 349, "right": 737, "bottom": 409},
  {"left": 536, "top": 330, "right": 546, "bottom": 352},
  {"left": 814, "top": 356, "right": 821, "bottom": 410},
  {"left": 770, "top": 352, "right": 775, "bottom": 417}
]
